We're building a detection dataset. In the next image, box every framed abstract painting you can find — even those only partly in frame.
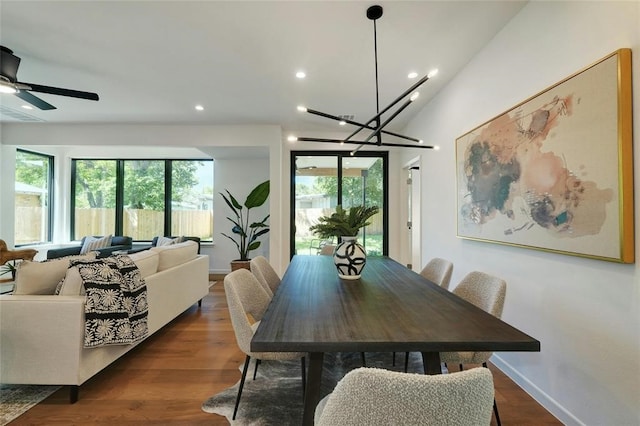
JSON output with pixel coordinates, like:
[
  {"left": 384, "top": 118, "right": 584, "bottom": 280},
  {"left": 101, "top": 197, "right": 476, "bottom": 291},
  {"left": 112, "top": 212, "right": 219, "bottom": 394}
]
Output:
[{"left": 456, "top": 49, "right": 634, "bottom": 263}]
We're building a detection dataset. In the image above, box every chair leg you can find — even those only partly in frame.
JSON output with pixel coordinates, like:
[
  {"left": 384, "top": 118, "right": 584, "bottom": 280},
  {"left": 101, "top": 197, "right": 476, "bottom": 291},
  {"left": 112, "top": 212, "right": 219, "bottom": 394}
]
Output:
[
  {"left": 253, "top": 358, "right": 261, "bottom": 380},
  {"left": 232, "top": 355, "right": 251, "bottom": 420},
  {"left": 392, "top": 351, "right": 396, "bottom": 366},
  {"left": 459, "top": 363, "right": 464, "bottom": 371},
  {"left": 493, "top": 398, "right": 502, "bottom": 426},
  {"left": 360, "top": 352, "right": 366, "bottom": 367},
  {"left": 482, "top": 362, "right": 501, "bottom": 426},
  {"left": 404, "top": 352, "right": 410, "bottom": 373},
  {"left": 301, "top": 356, "right": 306, "bottom": 399}
]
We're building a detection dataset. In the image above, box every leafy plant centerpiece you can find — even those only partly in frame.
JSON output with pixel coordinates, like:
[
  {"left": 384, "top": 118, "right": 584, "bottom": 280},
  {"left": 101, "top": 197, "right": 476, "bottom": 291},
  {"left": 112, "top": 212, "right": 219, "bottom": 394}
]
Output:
[
  {"left": 310, "top": 205, "right": 379, "bottom": 280},
  {"left": 220, "top": 180, "right": 270, "bottom": 262},
  {"left": 309, "top": 205, "right": 380, "bottom": 240}
]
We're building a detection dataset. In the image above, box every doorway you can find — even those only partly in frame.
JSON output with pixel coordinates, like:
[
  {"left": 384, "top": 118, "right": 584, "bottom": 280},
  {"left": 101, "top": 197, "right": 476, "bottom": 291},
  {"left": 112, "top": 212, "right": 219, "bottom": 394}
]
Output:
[
  {"left": 290, "top": 151, "right": 388, "bottom": 258},
  {"left": 406, "top": 160, "right": 421, "bottom": 271}
]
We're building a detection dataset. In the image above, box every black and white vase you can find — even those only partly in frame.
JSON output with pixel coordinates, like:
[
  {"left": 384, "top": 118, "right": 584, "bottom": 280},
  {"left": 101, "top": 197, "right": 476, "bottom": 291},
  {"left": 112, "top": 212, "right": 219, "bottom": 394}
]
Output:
[{"left": 333, "top": 236, "right": 367, "bottom": 280}]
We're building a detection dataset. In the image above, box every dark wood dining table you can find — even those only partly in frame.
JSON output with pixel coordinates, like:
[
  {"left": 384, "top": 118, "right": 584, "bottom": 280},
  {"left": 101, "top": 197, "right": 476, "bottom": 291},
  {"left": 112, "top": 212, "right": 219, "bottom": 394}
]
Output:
[{"left": 251, "top": 255, "right": 540, "bottom": 425}]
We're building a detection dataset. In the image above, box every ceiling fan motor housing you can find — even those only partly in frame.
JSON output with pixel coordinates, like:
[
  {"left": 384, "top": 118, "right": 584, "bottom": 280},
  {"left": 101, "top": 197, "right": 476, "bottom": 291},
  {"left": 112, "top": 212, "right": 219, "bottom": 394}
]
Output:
[{"left": 1, "top": 46, "right": 21, "bottom": 82}]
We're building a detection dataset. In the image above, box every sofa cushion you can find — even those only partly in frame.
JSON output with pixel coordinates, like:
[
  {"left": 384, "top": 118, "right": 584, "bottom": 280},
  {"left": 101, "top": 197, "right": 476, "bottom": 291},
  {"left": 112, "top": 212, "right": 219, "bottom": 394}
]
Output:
[
  {"left": 127, "top": 250, "right": 159, "bottom": 279},
  {"left": 80, "top": 235, "right": 113, "bottom": 255},
  {"left": 13, "top": 252, "right": 97, "bottom": 295},
  {"left": 151, "top": 240, "right": 198, "bottom": 271}
]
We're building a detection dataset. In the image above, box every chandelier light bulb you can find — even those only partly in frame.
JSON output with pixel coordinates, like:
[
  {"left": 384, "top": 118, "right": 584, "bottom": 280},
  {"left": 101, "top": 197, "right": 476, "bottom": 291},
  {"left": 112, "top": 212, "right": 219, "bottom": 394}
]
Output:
[
  {"left": 418, "top": 140, "right": 424, "bottom": 144},
  {"left": 428, "top": 69, "right": 439, "bottom": 78},
  {"left": 339, "top": 120, "right": 346, "bottom": 126},
  {"left": 296, "top": 71, "right": 306, "bottom": 79},
  {"left": 434, "top": 145, "right": 440, "bottom": 150},
  {"left": 297, "top": 105, "right": 307, "bottom": 112},
  {"left": 410, "top": 92, "right": 420, "bottom": 102},
  {"left": 287, "top": 135, "right": 298, "bottom": 142},
  {"left": 407, "top": 72, "right": 418, "bottom": 79}
]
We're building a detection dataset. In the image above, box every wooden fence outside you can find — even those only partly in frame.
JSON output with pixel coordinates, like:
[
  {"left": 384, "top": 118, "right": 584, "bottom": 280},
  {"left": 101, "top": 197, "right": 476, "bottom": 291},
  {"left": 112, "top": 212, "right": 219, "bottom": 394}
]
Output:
[{"left": 75, "top": 208, "right": 214, "bottom": 240}]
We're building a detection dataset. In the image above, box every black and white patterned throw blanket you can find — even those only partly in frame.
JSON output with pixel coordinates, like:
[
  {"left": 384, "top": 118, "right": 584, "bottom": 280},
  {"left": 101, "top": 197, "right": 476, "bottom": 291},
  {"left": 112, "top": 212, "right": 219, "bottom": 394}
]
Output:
[{"left": 70, "top": 255, "right": 149, "bottom": 348}]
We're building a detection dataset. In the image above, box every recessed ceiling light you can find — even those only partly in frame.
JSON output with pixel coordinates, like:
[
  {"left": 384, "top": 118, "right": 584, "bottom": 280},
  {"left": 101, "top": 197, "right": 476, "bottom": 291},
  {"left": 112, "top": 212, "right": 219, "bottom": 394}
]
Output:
[
  {"left": 296, "top": 71, "right": 306, "bottom": 79},
  {"left": 407, "top": 72, "right": 418, "bottom": 79},
  {"left": 195, "top": 105, "right": 204, "bottom": 111},
  {"left": 21, "top": 105, "right": 33, "bottom": 110}
]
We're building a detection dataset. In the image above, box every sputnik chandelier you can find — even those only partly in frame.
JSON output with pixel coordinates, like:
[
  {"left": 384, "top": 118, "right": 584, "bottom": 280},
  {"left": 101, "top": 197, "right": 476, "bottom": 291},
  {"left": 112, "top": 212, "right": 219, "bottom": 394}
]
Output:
[{"left": 290, "top": 5, "right": 437, "bottom": 154}]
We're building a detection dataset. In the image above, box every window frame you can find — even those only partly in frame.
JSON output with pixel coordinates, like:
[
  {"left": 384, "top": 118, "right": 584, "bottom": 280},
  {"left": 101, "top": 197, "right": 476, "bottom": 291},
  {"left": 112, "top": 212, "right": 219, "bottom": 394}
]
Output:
[
  {"left": 289, "top": 150, "right": 389, "bottom": 258},
  {"left": 70, "top": 158, "right": 213, "bottom": 242},
  {"left": 15, "top": 148, "right": 54, "bottom": 246}
]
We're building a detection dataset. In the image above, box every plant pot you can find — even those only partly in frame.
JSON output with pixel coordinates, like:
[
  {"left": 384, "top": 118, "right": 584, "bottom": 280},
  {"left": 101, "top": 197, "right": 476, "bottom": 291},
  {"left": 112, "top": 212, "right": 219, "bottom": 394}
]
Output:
[
  {"left": 333, "top": 236, "right": 367, "bottom": 280},
  {"left": 230, "top": 260, "right": 251, "bottom": 271}
]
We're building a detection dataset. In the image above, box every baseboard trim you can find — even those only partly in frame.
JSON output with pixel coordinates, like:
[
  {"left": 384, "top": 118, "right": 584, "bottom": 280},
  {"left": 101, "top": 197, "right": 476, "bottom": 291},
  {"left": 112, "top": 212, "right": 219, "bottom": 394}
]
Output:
[
  {"left": 491, "top": 354, "right": 584, "bottom": 426},
  {"left": 208, "top": 271, "right": 227, "bottom": 282}
]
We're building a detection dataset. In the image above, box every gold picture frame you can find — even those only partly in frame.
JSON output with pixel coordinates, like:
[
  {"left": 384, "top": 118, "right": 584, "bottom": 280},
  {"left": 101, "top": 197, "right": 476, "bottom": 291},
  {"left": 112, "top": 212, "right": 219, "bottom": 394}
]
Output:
[{"left": 456, "top": 49, "right": 634, "bottom": 263}]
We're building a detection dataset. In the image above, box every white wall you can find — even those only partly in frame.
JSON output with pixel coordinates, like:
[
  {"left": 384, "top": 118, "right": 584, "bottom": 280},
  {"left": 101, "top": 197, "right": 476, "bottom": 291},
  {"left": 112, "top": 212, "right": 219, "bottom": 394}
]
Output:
[{"left": 402, "top": 2, "right": 639, "bottom": 425}]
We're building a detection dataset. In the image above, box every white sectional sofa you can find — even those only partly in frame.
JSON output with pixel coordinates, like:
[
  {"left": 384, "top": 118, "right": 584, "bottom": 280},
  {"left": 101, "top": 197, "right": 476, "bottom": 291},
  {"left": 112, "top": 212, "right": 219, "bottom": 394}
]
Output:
[{"left": 0, "top": 240, "right": 209, "bottom": 402}]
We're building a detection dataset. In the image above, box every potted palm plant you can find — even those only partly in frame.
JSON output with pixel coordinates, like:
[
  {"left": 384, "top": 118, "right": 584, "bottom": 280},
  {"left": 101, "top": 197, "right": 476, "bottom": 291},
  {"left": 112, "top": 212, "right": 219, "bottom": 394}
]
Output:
[
  {"left": 310, "top": 205, "right": 379, "bottom": 279},
  {"left": 220, "top": 180, "right": 270, "bottom": 271},
  {"left": 0, "top": 261, "right": 17, "bottom": 282}
]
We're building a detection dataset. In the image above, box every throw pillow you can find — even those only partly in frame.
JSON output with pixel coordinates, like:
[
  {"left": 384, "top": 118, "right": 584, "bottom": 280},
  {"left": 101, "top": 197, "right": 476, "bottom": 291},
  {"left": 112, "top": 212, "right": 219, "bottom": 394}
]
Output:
[
  {"left": 156, "top": 236, "right": 182, "bottom": 247},
  {"left": 55, "top": 265, "right": 86, "bottom": 296},
  {"left": 13, "top": 252, "right": 97, "bottom": 295},
  {"left": 80, "top": 235, "right": 113, "bottom": 255}
]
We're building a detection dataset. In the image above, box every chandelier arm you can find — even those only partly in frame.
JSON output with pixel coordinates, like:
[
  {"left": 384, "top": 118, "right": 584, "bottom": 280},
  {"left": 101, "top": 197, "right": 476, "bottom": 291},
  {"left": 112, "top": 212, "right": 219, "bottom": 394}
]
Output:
[
  {"left": 296, "top": 137, "right": 434, "bottom": 149},
  {"left": 363, "top": 98, "right": 414, "bottom": 144},
  {"left": 343, "top": 73, "right": 431, "bottom": 143},
  {"left": 305, "top": 108, "right": 421, "bottom": 143}
]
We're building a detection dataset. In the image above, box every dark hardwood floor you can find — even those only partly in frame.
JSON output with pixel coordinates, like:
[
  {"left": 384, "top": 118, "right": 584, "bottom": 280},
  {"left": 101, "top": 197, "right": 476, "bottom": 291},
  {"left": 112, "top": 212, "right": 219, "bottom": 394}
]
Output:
[{"left": 10, "top": 282, "right": 560, "bottom": 425}]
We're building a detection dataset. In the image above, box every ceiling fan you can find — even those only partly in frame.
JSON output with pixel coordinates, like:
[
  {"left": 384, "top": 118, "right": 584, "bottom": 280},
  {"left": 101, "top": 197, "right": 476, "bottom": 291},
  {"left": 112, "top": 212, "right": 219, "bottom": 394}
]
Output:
[{"left": 0, "top": 45, "right": 99, "bottom": 110}]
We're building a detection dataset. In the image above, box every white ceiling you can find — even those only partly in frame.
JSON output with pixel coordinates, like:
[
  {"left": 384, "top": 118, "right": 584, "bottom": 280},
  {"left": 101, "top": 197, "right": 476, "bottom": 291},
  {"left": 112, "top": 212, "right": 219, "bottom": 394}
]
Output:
[{"left": 0, "top": 1, "right": 526, "bottom": 140}]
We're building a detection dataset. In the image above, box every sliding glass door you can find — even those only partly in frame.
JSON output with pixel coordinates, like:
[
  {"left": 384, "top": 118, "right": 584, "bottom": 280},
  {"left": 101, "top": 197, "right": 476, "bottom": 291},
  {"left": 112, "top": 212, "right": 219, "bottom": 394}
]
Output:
[{"left": 290, "top": 151, "right": 388, "bottom": 257}]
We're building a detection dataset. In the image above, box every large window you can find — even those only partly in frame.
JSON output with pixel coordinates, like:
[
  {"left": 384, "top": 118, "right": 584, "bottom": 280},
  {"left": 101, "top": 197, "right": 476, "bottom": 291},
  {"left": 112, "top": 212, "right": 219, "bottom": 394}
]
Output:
[
  {"left": 291, "top": 151, "right": 388, "bottom": 257},
  {"left": 15, "top": 149, "right": 54, "bottom": 245},
  {"left": 71, "top": 159, "right": 213, "bottom": 242}
]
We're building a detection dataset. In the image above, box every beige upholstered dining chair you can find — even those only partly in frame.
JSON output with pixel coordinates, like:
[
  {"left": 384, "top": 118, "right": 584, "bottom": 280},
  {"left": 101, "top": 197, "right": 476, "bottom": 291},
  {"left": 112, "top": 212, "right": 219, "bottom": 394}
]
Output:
[
  {"left": 440, "top": 271, "right": 507, "bottom": 426},
  {"left": 314, "top": 367, "right": 495, "bottom": 425},
  {"left": 420, "top": 257, "right": 454, "bottom": 289},
  {"left": 250, "top": 255, "right": 281, "bottom": 297},
  {"left": 318, "top": 244, "right": 335, "bottom": 256},
  {"left": 224, "top": 268, "right": 306, "bottom": 420}
]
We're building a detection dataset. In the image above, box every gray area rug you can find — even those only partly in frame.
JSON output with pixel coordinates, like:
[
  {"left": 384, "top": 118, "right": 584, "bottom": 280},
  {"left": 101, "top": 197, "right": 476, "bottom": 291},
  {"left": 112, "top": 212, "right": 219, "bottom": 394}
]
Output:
[
  {"left": 0, "top": 384, "right": 60, "bottom": 425},
  {"left": 202, "top": 351, "right": 428, "bottom": 425}
]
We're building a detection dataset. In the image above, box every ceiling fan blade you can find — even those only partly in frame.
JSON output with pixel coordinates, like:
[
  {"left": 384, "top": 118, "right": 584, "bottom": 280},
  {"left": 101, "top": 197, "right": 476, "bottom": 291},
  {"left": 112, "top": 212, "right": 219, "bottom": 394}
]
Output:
[
  {"left": 14, "top": 90, "right": 56, "bottom": 110},
  {"left": 19, "top": 82, "right": 99, "bottom": 101}
]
